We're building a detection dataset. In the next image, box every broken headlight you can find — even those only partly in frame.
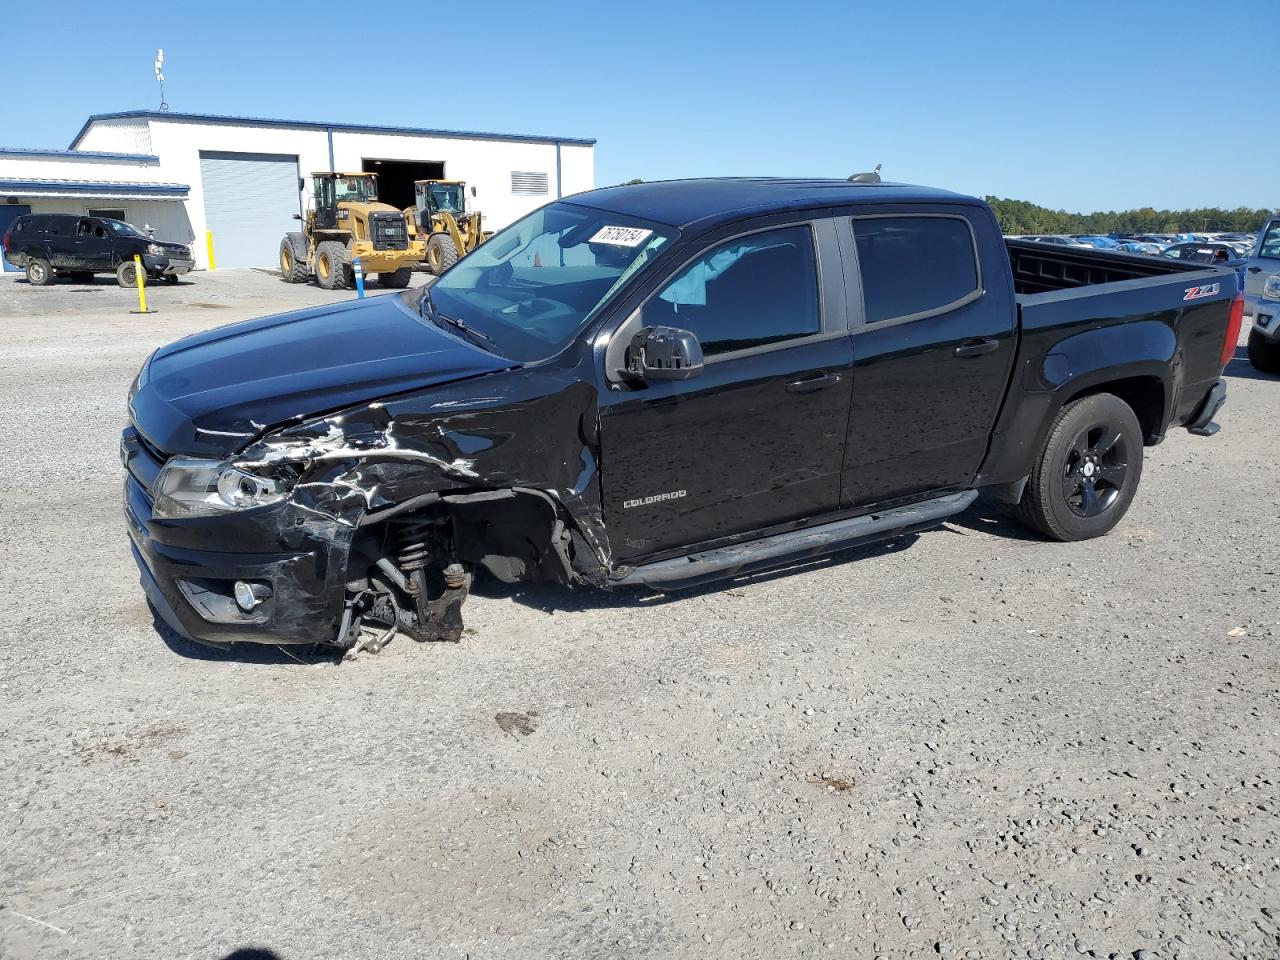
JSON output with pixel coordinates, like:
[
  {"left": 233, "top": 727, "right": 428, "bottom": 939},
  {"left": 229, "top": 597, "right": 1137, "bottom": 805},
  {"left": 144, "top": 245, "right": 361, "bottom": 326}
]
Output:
[{"left": 152, "top": 457, "right": 289, "bottom": 519}]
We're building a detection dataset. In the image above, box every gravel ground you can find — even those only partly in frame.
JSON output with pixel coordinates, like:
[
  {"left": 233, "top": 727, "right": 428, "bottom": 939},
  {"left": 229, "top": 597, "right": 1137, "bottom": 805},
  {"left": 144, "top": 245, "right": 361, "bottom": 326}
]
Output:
[{"left": 0, "top": 270, "right": 1277, "bottom": 960}]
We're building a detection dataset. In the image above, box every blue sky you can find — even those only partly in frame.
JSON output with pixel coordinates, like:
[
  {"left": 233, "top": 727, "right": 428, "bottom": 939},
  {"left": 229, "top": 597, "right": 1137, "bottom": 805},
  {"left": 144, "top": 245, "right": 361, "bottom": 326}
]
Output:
[{"left": 2, "top": 0, "right": 1275, "bottom": 213}]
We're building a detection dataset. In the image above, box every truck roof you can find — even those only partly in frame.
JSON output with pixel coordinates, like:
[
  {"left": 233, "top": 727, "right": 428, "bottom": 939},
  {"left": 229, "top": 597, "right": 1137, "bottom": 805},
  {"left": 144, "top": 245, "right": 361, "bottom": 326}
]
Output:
[{"left": 564, "top": 177, "right": 975, "bottom": 229}]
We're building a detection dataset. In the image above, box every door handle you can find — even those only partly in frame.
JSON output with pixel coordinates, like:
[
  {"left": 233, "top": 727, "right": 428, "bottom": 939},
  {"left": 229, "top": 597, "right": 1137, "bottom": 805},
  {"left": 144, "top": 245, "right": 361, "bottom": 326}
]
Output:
[
  {"left": 786, "top": 371, "right": 842, "bottom": 393},
  {"left": 1248, "top": 266, "right": 1262, "bottom": 273},
  {"left": 953, "top": 338, "right": 1000, "bottom": 359}
]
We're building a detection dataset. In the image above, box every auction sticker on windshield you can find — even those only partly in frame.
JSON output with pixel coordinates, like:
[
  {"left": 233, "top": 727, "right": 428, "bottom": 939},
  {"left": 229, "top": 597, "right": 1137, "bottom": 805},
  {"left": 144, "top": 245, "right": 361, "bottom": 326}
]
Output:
[{"left": 590, "top": 225, "right": 654, "bottom": 247}]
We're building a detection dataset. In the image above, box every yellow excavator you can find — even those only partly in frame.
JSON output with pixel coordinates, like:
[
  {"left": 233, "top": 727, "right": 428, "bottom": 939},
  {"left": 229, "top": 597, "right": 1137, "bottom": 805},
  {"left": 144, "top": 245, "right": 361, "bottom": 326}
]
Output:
[
  {"left": 280, "top": 172, "right": 425, "bottom": 289},
  {"left": 404, "top": 179, "right": 488, "bottom": 275}
]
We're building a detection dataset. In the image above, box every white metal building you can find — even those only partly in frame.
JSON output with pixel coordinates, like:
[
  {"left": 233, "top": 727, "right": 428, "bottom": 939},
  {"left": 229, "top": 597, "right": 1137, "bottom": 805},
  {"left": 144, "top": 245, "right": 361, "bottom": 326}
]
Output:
[{"left": 1, "top": 111, "right": 595, "bottom": 271}]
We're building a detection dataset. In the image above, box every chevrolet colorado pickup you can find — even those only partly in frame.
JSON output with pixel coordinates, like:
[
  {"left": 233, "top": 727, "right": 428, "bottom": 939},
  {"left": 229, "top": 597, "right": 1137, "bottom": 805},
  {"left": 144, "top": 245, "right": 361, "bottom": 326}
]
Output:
[{"left": 121, "top": 178, "right": 1243, "bottom": 652}]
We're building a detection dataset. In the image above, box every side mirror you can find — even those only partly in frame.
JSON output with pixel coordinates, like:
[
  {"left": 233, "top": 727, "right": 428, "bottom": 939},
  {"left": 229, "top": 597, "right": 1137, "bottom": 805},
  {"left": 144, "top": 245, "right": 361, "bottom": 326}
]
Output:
[
  {"left": 292, "top": 213, "right": 302, "bottom": 221},
  {"left": 471, "top": 186, "right": 477, "bottom": 197},
  {"left": 627, "top": 325, "right": 704, "bottom": 381}
]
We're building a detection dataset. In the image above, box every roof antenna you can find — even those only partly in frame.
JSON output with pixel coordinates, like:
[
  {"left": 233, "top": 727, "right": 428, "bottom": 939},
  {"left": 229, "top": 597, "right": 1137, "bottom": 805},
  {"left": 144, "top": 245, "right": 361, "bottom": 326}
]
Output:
[
  {"left": 154, "top": 49, "right": 169, "bottom": 112},
  {"left": 848, "top": 163, "right": 881, "bottom": 184}
]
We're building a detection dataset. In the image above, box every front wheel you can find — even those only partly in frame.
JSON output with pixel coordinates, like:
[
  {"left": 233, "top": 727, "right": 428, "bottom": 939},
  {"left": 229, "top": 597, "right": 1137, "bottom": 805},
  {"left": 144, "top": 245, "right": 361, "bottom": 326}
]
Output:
[
  {"left": 116, "top": 260, "right": 139, "bottom": 288},
  {"left": 1247, "top": 329, "right": 1280, "bottom": 375},
  {"left": 425, "top": 233, "right": 458, "bottom": 275},
  {"left": 314, "top": 241, "right": 349, "bottom": 290},
  {"left": 1016, "top": 392, "right": 1144, "bottom": 542}
]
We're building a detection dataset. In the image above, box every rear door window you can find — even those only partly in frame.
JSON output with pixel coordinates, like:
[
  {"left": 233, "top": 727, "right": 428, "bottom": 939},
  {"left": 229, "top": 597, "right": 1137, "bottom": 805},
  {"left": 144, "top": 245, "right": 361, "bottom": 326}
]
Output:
[
  {"left": 851, "top": 216, "right": 981, "bottom": 324},
  {"left": 641, "top": 225, "right": 820, "bottom": 357}
]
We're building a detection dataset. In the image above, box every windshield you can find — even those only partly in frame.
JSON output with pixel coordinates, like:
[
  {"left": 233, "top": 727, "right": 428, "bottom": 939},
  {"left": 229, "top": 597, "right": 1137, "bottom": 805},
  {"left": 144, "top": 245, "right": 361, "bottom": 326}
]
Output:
[
  {"left": 334, "top": 176, "right": 377, "bottom": 203},
  {"left": 104, "top": 219, "right": 146, "bottom": 238},
  {"left": 424, "top": 183, "right": 465, "bottom": 215},
  {"left": 419, "top": 202, "right": 673, "bottom": 362}
]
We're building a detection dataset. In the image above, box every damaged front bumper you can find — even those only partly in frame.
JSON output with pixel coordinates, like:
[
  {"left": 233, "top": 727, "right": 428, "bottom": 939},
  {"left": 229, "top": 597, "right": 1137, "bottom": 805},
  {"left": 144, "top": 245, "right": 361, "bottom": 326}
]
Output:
[{"left": 123, "top": 428, "right": 351, "bottom": 646}]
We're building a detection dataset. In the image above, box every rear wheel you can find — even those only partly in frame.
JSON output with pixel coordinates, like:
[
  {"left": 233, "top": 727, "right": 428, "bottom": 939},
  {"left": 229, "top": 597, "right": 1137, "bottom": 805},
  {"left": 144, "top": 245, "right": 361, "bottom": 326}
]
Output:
[
  {"left": 378, "top": 267, "right": 412, "bottom": 289},
  {"left": 1247, "top": 328, "right": 1280, "bottom": 375},
  {"left": 116, "top": 260, "right": 138, "bottom": 288},
  {"left": 315, "top": 241, "right": 349, "bottom": 290},
  {"left": 425, "top": 233, "right": 458, "bottom": 275},
  {"left": 279, "top": 236, "right": 309, "bottom": 284},
  {"left": 1016, "top": 392, "right": 1144, "bottom": 542},
  {"left": 25, "top": 258, "right": 53, "bottom": 286}
]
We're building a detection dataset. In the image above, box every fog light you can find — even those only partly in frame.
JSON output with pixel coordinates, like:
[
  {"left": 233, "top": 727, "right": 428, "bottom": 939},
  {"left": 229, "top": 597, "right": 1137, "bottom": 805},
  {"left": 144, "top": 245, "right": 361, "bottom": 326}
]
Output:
[{"left": 233, "top": 580, "right": 269, "bottom": 612}]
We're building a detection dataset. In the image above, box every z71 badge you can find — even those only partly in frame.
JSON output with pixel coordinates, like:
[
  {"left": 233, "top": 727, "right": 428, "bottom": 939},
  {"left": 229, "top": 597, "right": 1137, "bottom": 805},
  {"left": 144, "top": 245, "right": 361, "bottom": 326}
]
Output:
[{"left": 1183, "top": 283, "right": 1221, "bottom": 301}]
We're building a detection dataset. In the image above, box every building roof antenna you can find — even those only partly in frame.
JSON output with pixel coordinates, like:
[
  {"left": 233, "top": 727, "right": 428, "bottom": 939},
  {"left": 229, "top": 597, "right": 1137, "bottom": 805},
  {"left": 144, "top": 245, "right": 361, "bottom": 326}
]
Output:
[{"left": 154, "top": 49, "right": 169, "bottom": 112}]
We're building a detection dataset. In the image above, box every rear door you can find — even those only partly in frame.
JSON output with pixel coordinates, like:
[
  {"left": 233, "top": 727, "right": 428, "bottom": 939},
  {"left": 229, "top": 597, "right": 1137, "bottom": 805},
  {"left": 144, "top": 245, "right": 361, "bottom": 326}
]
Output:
[
  {"left": 598, "top": 216, "right": 854, "bottom": 561},
  {"left": 838, "top": 205, "right": 1018, "bottom": 507}
]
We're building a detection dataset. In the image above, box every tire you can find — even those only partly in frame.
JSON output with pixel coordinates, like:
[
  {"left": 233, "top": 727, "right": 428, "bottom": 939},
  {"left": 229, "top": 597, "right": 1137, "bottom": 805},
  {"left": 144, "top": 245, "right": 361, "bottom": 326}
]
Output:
[
  {"left": 314, "top": 241, "right": 349, "bottom": 290},
  {"left": 163, "top": 274, "right": 180, "bottom": 285},
  {"left": 70, "top": 271, "right": 95, "bottom": 284},
  {"left": 116, "top": 260, "right": 140, "bottom": 288},
  {"left": 1247, "top": 328, "right": 1280, "bottom": 375},
  {"left": 279, "top": 235, "right": 309, "bottom": 284},
  {"left": 25, "top": 258, "right": 53, "bottom": 286},
  {"left": 378, "top": 267, "right": 412, "bottom": 289},
  {"left": 1016, "top": 392, "right": 1144, "bottom": 542},
  {"left": 425, "top": 233, "right": 458, "bottom": 276}
]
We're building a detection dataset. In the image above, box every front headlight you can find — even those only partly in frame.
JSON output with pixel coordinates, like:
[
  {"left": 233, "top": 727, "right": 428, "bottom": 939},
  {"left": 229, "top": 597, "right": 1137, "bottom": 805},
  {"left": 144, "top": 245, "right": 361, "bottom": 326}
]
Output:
[
  {"left": 152, "top": 457, "right": 287, "bottom": 519},
  {"left": 1263, "top": 275, "right": 1280, "bottom": 302}
]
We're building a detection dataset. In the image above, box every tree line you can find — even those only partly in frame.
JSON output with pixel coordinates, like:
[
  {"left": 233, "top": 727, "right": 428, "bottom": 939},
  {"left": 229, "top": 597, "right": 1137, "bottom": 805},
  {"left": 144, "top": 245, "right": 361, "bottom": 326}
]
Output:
[{"left": 985, "top": 196, "right": 1276, "bottom": 236}]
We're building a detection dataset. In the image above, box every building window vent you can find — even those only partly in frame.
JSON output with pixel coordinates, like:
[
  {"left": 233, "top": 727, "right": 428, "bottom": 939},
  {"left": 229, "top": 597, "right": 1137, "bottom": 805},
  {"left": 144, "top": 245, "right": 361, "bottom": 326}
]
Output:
[{"left": 510, "top": 171, "right": 549, "bottom": 196}]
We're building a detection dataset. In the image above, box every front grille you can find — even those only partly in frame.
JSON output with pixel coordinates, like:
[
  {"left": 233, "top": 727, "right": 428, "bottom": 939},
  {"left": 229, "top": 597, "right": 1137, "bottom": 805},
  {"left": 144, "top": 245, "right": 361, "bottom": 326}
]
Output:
[
  {"left": 370, "top": 212, "right": 408, "bottom": 251},
  {"left": 123, "top": 424, "right": 168, "bottom": 500}
]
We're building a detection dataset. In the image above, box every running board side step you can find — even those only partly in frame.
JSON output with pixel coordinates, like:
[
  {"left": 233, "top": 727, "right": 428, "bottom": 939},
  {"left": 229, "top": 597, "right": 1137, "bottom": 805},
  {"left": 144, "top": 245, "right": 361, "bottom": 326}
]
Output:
[{"left": 614, "top": 490, "right": 978, "bottom": 591}]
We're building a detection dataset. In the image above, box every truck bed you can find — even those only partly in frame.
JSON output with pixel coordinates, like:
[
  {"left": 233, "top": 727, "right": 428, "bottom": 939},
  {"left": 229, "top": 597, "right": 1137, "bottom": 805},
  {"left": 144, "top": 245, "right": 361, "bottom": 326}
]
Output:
[{"left": 1006, "top": 239, "right": 1209, "bottom": 298}]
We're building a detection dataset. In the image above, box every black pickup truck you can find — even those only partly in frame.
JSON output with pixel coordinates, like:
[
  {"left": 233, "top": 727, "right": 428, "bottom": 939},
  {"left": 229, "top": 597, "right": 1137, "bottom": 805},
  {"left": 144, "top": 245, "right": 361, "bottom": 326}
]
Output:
[{"left": 121, "top": 178, "right": 1243, "bottom": 651}]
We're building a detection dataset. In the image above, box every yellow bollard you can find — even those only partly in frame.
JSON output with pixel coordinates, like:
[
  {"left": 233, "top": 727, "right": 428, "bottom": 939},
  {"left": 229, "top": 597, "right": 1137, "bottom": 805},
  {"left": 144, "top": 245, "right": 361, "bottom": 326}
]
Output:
[
  {"left": 130, "top": 254, "right": 154, "bottom": 314},
  {"left": 205, "top": 230, "right": 217, "bottom": 271}
]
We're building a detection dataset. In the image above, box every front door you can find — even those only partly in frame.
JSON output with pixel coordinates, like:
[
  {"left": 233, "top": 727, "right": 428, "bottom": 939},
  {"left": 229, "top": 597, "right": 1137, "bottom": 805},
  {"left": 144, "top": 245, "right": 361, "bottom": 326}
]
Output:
[
  {"left": 839, "top": 210, "right": 1018, "bottom": 506},
  {"left": 599, "top": 220, "right": 854, "bottom": 562},
  {"left": 0, "top": 205, "right": 31, "bottom": 272},
  {"left": 74, "top": 218, "right": 112, "bottom": 271}
]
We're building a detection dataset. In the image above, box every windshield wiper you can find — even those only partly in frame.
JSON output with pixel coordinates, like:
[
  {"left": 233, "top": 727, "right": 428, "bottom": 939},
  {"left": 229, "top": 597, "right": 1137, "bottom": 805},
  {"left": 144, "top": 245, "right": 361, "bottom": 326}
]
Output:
[
  {"left": 437, "top": 312, "right": 494, "bottom": 347},
  {"left": 418, "top": 287, "right": 494, "bottom": 348}
]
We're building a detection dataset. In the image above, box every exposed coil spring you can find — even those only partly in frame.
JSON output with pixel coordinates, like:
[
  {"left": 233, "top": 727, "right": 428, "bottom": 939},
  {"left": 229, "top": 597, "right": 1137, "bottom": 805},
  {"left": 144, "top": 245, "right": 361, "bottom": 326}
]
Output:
[{"left": 393, "top": 517, "right": 434, "bottom": 572}]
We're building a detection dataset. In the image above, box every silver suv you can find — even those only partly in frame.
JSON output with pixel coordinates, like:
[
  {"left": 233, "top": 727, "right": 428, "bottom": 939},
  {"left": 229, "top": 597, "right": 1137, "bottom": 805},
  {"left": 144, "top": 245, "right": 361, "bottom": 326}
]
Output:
[{"left": 1246, "top": 217, "right": 1280, "bottom": 374}]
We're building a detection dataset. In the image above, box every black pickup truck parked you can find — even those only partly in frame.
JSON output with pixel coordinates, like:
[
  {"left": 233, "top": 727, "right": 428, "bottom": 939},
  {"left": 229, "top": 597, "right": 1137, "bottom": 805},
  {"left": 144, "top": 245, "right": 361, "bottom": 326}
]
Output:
[
  {"left": 121, "top": 178, "right": 1242, "bottom": 651},
  {"left": 2, "top": 213, "right": 193, "bottom": 287}
]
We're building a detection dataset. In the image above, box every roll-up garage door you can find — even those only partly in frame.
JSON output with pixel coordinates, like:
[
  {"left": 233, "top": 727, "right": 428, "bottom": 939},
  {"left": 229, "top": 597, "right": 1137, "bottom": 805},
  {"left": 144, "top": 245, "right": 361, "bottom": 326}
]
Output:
[{"left": 199, "top": 151, "right": 300, "bottom": 268}]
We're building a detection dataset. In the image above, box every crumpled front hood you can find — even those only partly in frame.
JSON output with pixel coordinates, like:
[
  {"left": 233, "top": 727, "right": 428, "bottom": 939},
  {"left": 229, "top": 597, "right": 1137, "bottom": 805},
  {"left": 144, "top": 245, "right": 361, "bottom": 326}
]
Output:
[{"left": 129, "top": 294, "right": 511, "bottom": 457}]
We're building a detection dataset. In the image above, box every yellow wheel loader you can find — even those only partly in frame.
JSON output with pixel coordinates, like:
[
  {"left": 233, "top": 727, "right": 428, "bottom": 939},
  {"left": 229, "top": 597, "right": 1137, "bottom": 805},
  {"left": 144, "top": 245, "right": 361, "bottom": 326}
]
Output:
[
  {"left": 404, "top": 180, "right": 488, "bottom": 276},
  {"left": 280, "top": 173, "right": 425, "bottom": 290}
]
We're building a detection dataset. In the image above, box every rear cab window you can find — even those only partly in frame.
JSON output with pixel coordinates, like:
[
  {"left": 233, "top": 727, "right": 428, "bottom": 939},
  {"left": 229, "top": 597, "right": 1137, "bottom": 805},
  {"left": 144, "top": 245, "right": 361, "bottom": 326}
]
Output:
[{"left": 850, "top": 215, "right": 981, "bottom": 325}]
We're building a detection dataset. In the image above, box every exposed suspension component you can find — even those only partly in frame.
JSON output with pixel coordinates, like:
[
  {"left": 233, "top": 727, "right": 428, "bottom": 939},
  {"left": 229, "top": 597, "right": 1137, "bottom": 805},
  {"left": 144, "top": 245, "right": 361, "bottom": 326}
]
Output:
[{"left": 337, "top": 510, "right": 473, "bottom": 655}]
